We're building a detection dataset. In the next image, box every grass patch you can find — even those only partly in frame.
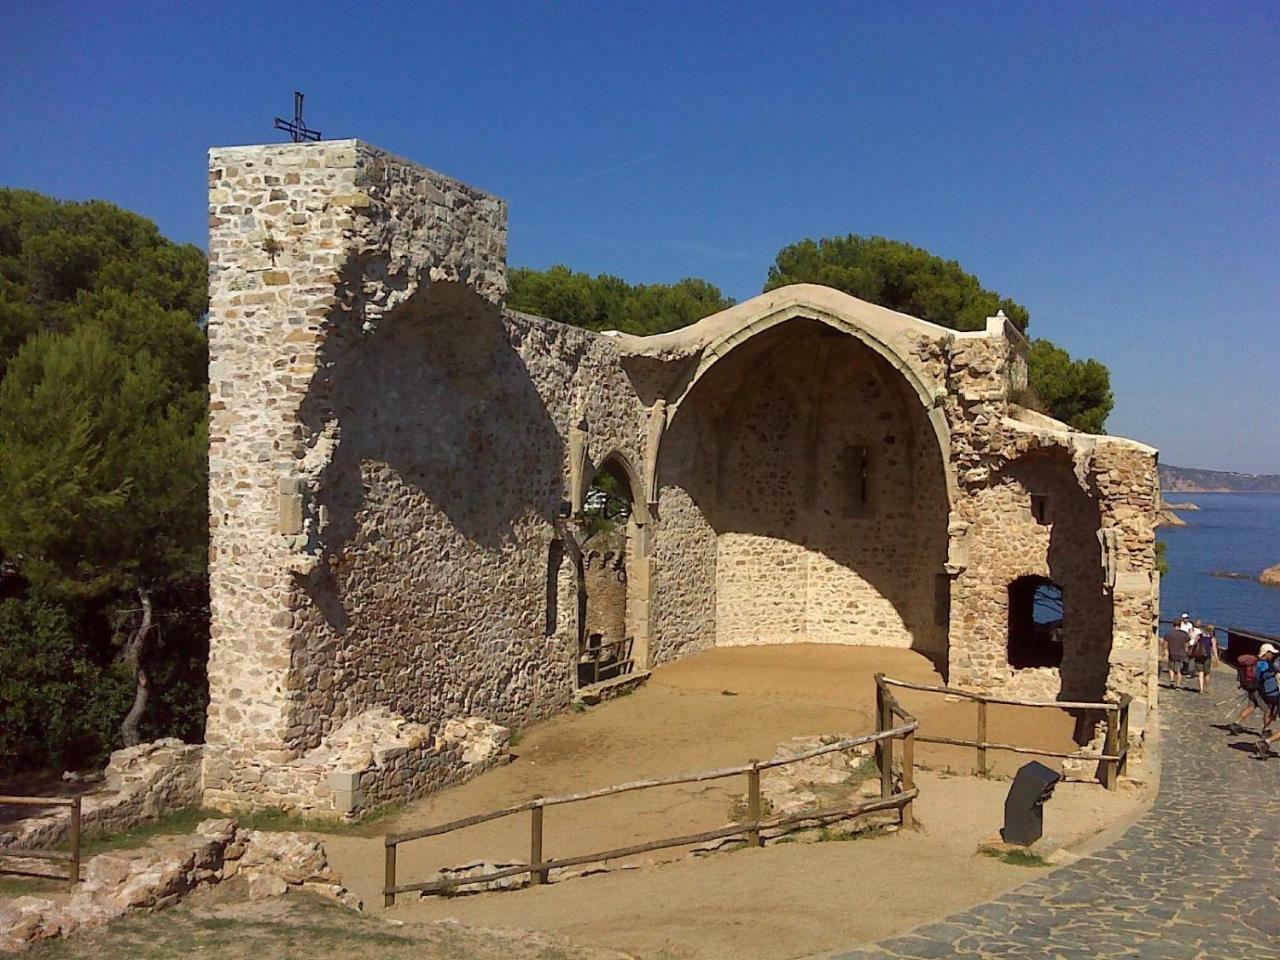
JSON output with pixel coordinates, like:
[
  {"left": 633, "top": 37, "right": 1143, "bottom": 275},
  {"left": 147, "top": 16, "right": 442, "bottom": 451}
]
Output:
[
  {"left": 816, "top": 823, "right": 893, "bottom": 843},
  {"left": 569, "top": 702, "right": 587, "bottom": 713},
  {"left": 508, "top": 728, "right": 525, "bottom": 747},
  {"left": 0, "top": 874, "right": 70, "bottom": 897},
  {"left": 982, "top": 847, "right": 1050, "bottom": 867},
  {"left": 70, "top": 807, "right": 226, "bottom": 856},
  {"left": 52, "top": 800, "right": 408, "bottom": 858}
]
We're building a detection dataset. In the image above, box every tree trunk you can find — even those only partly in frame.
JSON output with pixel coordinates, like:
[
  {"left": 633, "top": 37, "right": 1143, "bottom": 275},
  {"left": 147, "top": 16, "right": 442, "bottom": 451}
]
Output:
[{"left": 119, "top": 588, "right": 154, "bottom": 747}]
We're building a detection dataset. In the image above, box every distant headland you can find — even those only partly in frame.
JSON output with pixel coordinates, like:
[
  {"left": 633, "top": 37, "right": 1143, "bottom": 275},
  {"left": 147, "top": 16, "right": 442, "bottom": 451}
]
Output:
[{"left": 1160, "top": 464, "right": 1280, "bottom": 494}]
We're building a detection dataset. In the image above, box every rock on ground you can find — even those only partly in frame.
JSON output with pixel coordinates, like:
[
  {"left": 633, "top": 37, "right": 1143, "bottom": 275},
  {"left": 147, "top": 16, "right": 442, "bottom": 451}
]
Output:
[{"left": 0, "top": 819, "right": 359, "bottom": 954}]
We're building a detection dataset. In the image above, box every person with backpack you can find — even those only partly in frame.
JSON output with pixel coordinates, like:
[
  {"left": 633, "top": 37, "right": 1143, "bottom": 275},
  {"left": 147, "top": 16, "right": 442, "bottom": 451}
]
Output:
[
  {"left": 1228, "top": 645, "right": 1268, "bottom": 734},
  {"left": 1251, "top": 645, "right": 1280, "bottom": 757},
  {"left": 1187, "top": 621, "right": 1217, "bottom": 694}
]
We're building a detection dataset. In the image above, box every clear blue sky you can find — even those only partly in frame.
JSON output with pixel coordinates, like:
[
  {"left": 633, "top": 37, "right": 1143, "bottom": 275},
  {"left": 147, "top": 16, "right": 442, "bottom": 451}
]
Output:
[{"left": 3, "top": 2, "right": 1276, "bottom": 472}]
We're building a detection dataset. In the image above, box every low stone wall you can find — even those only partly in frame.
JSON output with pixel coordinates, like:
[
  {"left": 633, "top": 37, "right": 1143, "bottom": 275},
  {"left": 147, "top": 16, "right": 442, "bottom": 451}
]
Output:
[
  {"left": 203, "top": 708, "right": 510, "bottom": 818},
  {"left": 1, "top": 740, "right": 202, "bottom": 851},
  {"left": 0, "top": 818, "right": 359, "bottom": 953}
]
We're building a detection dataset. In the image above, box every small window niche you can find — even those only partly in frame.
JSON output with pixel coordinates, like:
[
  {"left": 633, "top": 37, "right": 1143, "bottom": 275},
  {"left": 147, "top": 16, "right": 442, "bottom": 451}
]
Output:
[
  {"left": 1030, "top": 493, "right": 1052, "bottom": 525},
  {"left": 933, "top": 573, "right": 951, "bottom": 628},
  {"left": 839, "top": 444, "right": 870, "bottom": 516}
]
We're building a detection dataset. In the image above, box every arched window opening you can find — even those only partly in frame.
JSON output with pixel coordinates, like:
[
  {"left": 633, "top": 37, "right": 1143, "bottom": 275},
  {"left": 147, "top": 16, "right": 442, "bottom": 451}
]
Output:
[
  {"left": 838, "top": 444, "right": 870, "bottom": 516},
  {"left": 577, "top": 457, "right": 638, "bottom": 686},
  {"left": 1008, "top": 575, "right": 1064, "bottom": 669}
]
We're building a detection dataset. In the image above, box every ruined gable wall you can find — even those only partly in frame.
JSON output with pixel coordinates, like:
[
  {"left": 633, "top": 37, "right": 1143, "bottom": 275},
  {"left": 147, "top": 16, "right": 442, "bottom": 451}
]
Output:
[
  {"left": 948, "top": 452, "right": 1113, "bottom": 701},
  {"left": 205, "top": 141, "right": 660, "bottom": 811},
  {"left": 939, "top": 324, "right": 1159, "bottom": 707}
]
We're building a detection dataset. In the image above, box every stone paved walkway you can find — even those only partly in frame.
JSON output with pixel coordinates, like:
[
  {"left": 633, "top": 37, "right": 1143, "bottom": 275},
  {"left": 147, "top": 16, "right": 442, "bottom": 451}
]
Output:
[{"left": 831, "top": 684, "right": 1280, "bottom": 960}]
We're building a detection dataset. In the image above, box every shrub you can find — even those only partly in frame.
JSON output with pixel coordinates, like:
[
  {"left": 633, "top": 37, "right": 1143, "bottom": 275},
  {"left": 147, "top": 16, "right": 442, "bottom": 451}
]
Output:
[{"left": 0, "top": 594, "right": 131, "bottom": 769}]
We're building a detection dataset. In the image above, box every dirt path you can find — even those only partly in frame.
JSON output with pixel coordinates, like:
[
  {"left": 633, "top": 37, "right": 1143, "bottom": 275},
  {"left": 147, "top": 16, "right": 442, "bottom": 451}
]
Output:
[{"left": 321, "top": 645, "right": 1145, "bottom": 959}]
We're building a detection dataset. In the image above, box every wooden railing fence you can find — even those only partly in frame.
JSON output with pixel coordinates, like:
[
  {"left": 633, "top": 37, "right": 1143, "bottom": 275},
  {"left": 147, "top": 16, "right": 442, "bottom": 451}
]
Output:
[
  {"left": 874, "top": 674, "right": 1129, "bottom": 790},
  {"left": 383, "top": 716, "right": 918, "bottom": 905},
  {"left": 579, "top": 635, "right": 633, "bottom": 686},
  {"left": 0, "top": 796, "right": 82, "bottom": 890}
]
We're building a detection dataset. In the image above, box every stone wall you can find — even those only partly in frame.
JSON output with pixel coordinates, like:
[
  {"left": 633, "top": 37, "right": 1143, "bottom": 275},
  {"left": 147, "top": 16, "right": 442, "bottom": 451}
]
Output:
[
  {"left": 205, "top": 141, "right": 1159, "bottom": 811},
  {"left": 1, "top": 740, "right": 202, "bottom": 850}
]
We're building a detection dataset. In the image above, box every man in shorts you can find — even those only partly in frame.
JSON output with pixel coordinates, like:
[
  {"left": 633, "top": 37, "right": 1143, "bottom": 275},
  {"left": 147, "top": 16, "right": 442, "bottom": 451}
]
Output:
[
  {"left": 1162, "top": 623, "right": 1191, "bottom": 691},
  {"left": 1251, "top": 645, "right": 1280, "bottom": 758}
]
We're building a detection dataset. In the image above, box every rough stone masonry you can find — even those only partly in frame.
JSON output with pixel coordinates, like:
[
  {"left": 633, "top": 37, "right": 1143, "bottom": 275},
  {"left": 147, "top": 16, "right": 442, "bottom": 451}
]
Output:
[{"left": 204, "top": 139, "right": 1160, "bottom": 815}]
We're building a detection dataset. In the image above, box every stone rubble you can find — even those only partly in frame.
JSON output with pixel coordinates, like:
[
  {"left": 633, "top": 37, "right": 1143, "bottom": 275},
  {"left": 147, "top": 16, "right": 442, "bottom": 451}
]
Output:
[
  {"left": 0, "top": 739, "right": 202, "bottom": 851},
  {"left": 762, "top": 734, "right": 877, "bottom": 816},
  {"left": 0, "top": 819, "right": 359, "bottom": 954}
]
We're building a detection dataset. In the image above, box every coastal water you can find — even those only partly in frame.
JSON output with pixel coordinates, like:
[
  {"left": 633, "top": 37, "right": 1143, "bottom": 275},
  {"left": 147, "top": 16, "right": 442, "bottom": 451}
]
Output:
[{"left": 1157, "top": 493, "right": 1280, "bottom": 635}]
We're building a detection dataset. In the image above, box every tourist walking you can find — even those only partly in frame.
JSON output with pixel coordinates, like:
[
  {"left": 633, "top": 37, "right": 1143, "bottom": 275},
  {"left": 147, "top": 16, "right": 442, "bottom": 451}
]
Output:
[
  {"left": 1162, "top": 622, "right": 1191, "bottom": 691},
  {"left": 1188, "top": 621, "right": 1217, "bottom": 694},
  {"left": 1228, "top": 645, "right": 1267, "bottom": 734},
  {"left": 1250, "top": 644, "right": 1280, "bottom": 757}
]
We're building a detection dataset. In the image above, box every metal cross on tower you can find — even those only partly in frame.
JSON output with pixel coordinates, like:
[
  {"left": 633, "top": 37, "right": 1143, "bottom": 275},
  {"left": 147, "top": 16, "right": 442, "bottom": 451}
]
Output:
[{"left": 274, "top": 91, "right": 321, "bottom": 143}]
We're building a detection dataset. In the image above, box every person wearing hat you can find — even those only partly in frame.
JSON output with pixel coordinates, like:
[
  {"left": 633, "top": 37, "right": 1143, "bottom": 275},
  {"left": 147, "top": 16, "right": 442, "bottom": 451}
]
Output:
[
  {"left": 1250, "top": 645, "right": 1280, "bottom": 754},
  {"left": 1187, "top": 620, "right": 1217, "bottom": 693},
  {"left": 1229, "top": 643, "right": 1270, "bottom": 735}
]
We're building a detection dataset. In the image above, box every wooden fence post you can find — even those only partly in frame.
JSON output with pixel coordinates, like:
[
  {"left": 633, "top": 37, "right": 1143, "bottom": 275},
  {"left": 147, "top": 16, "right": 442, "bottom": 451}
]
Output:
[
  {"left": 1101, "top": 708, "right": 1119, "bottom": 790},
  {"left": 900, "top": 729, "right": 915, "bottom": 829},
  {"left": 383, "top": 841, "right": 397, "bottom": 907},
  {"left": 877, "top": 681, "right": 893, "bottom": 800},
  {"left": 1118, "top": 695, "right": 1131, "bottom": 777},
  {"left": 68, "top": 797, "right": 81, "bottom": 892},
  {"left": 530, "top": 796, "right": 547, "bottom": 884},
  {"left": 746, "top": 762, "right": 762, "bottom": 847},
  {"left": 976, "top": 699, "right": 988, "bottom": 777}
]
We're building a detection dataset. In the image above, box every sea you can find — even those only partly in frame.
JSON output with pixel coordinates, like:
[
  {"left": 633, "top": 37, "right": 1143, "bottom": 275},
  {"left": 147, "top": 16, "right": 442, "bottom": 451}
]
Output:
[{"left": 1157, "top": 492, "right": 1280, "bottom": 637}]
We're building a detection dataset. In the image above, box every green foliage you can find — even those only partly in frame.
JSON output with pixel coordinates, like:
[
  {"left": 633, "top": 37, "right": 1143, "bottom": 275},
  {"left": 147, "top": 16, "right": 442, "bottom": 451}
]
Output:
[
  {"left": 582, "top": 470, "right": 631, "bottom": 538},
  {"left": 0, "top": 189, "right": 207, "bottom": 379},
  {"left": 507, "top": 264, "right": 733, "bottom": 336},
  {"left": 765, "top": 234, "right": 1030, "bottom": 332},
  {"left": 1154, "top": 540, "right": 1169, "bottom": 577},
  {"left": 1026, "top": 339, "right": 1113, "bottom": 434},
  {"left": 0, "top": 323, "right": 207, "bottom": 601},
  {"left": 0, "top": 189, "right": 209, "bottom": 768},
  {"left": 0, "top": 595, "right": 131, "bottom": 768},
  {"left": 765, "top": 233, "right": 1112, "bottom": 433}
]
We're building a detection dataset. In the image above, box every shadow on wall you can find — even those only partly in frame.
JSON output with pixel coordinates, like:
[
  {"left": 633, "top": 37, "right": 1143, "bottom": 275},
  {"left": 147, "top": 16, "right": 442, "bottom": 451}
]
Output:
[
  {"left": 660, "top": 317, "right": 951, "bottom": 668},
  {"left": 296, "top": 280, "right": 565, "bottom": 634},
  {"left": 1001, "top": 449, "right": 1113, "bottom": 703}
]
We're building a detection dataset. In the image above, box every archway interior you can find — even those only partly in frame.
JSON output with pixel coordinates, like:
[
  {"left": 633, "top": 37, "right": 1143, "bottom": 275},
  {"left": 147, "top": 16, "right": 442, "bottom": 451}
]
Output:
[
  {"left": 659, "top": 317, "right": 950, "bottom": 661},
  {"left": 578, "top": 457, "right": 640, "bottom": 686}
]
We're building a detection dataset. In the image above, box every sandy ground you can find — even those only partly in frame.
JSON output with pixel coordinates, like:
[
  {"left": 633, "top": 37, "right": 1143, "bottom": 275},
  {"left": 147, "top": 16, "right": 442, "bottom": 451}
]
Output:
[{"left": 321, "top": 645, "right": 1147, "bottom": 959}]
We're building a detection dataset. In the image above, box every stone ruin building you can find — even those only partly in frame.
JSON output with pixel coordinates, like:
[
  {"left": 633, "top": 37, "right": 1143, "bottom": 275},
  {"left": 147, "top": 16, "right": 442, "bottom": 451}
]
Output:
[{"left": 204, "top": 140, "right": 1161, "bottom": 816}]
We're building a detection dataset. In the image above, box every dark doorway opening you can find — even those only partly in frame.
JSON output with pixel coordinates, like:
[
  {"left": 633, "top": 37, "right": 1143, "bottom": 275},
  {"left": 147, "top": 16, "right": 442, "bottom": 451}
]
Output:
[{"left": 1008, "top": 575, "right": 1064, "bottom": 669}]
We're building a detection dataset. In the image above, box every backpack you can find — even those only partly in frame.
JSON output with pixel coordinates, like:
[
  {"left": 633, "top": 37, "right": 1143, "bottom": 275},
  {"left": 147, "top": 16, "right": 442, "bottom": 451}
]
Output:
[
  {"left": 1237, "top": 654, "right": 1259, "bottom": 691},
  {"left": 1258, "top": 659, "right": 1280, "bottom": 701},
  {"left": 1191, "top": 635, "right": 1212, "bottom": 663}
]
